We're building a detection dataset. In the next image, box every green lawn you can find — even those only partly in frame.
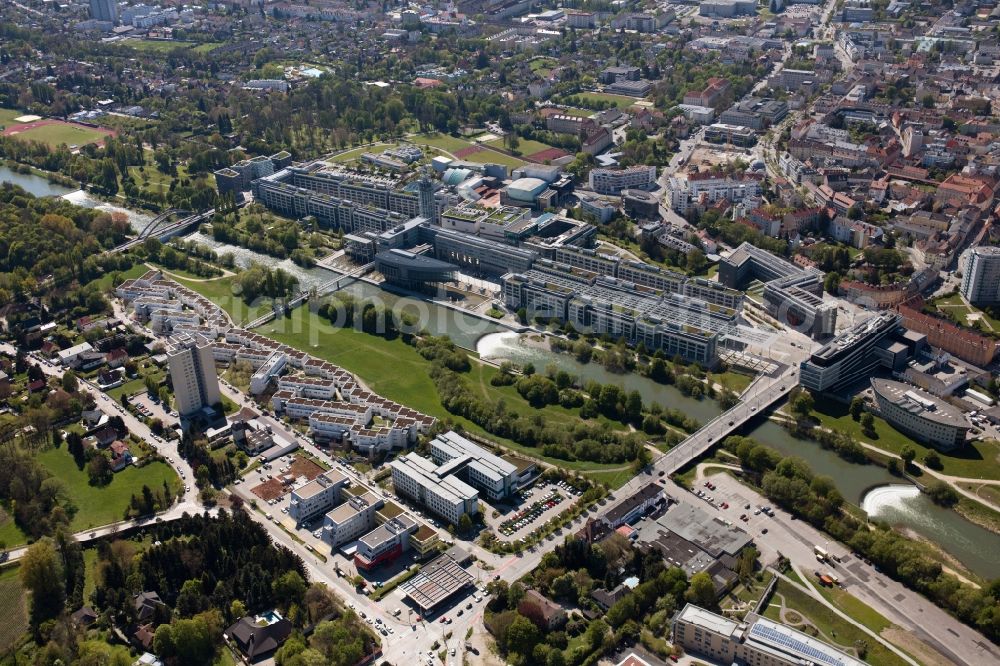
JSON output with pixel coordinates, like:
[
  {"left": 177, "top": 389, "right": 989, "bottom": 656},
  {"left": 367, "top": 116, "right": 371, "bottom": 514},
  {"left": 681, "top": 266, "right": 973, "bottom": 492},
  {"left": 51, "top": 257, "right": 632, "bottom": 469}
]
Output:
[
  {"left": 813, "top": 403, "right": 1000, "bottom": 481},
  {"left": 486, "top": 137, "right": 556, "bottom": 158},
  {"left": 36, "top": 446, "right": 181, "bottom": 532},
  {"left": 89, "top": 263, "right": 149, "bottom": 293},
  {"left": 0, "top": 565, "right": 28, "bottom": 653},
  {"left": 173, "top": 275, "right": 268, "bottom": 324},
  {"left": 931, "top": 294, "right": 1000, "bottom": 332},
  {"left": 123, "top": 39, "right": 197, "bottom": 53},
  {"left": 13, "top": 122, "right": 110, "bottom": 148},
  {"left": 236, "top": 304, "right": 635, "bottom": 485},
  {"left": 83, "top": 547, "right": 100, "bottom": 602},
  {"left": 574, "top": 92, "right": 644, "bottom": 109},
  {"left": 462, "top": 149, "right": 527, "bottom": 169},
  {"left": 191, "top": 42, "right": 223, "bottom": 55},
  {"left": 715, "top": 370, "right": 754, "bottom": 393},
  {"left": 560, "top": 107, "right": 594, "bottom": 119},
  {"left": 766, "top": 580, "right": 908, "bottom": 666},
  {"left": 0, "top": 108, "right": 27, "bottom": 126},
  {"left": 413, "top": 133, "right": 475, "bottom": 154},
  {"left": 0, "top": 508, "right": 28, "bottom": 550}
]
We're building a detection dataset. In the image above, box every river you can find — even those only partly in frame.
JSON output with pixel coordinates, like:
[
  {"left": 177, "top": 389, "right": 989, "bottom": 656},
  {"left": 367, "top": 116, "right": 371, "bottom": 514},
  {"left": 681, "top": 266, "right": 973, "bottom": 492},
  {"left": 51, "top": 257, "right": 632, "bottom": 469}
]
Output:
[
  {"left": 186, "top": 232, "right": 506, "bottom": 350},
  {"left": 5, "top": 170, "right": 992, "bottom": 580},
  {"left": 476, "top": 331, "right": 1000, "bottom": 579},
  {"left": 0, "top": 164, "right": 155, "bottom": 233}
]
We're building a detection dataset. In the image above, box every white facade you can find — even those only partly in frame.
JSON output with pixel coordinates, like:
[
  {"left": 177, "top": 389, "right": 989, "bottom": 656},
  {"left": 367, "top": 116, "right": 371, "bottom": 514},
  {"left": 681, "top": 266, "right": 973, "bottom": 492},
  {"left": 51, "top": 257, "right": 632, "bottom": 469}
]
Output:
[
  {"left": 390, "top": 453, "right": 479, "bottom": 525},
  {"left": 168, "top": 339, "right": 221, "bottom": 416},
  {"left": 288, "top": 469, "right": 348, "bottom": 523},
  {"left": 250, "top": 351, "right": 287, "bottom": 395},
  {"left": 588, "top": 166, "right": 657, "bottom": 195},
  {"left": 961, "top": 246, "right": 1000, "bottom": 305}
]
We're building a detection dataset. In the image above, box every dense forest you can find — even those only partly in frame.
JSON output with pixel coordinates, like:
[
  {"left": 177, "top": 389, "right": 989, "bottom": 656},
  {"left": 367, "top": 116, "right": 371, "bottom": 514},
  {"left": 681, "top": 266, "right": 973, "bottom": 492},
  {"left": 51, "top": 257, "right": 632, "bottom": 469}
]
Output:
[{"left": 0, "top": 185, "right": 133, "bottom": 299}]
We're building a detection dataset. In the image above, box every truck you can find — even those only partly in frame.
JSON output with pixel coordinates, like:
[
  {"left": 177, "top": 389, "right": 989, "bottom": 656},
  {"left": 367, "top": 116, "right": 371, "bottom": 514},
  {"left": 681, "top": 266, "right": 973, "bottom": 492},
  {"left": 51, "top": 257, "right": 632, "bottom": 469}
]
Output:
[
  {"left": 814, "top": 545, "right": 829, "bottom": 562},
  {"left": 826, "top": 571, "right": 840, "bottom": 585}
]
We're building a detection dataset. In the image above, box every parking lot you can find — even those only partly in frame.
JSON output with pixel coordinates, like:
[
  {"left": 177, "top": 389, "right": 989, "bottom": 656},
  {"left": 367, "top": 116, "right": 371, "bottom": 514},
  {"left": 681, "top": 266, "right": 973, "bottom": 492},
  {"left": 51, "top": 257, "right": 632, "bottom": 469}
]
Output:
[
  {"left": 129, "top": 391, "right": 176, "bottom": 425},
  {"left": 484, "top": 480, "right": 584, "bottom": 543}
]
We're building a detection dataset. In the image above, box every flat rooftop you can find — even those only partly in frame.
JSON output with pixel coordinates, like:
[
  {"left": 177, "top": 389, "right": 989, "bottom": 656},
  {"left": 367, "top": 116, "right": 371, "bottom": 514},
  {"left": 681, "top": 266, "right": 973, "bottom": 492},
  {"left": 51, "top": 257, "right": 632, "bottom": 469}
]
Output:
[
  {"left": 653, "top": 503, "right": 751, "bottom": 558},
  {"left": 399, "top": 554, "right": 474, "bottom": 612},
  {"left": 677, "top": 603, "right": 741, "bottom": 637}
]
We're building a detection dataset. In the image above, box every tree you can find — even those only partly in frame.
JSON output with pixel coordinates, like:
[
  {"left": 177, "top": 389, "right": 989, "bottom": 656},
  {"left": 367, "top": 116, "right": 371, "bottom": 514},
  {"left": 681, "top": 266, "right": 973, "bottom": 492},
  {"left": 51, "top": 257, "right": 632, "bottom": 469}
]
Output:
[
  {"left": 171, "top": 616, "right": 216, "bottom": 665},
  {"left": 685, "top": 571, "right": 716, "bottom": 609},
  {"left": 926, "top": 481, "right": 958, "bottom": 506},
  {"left": 824, "top": 272, "right": 841, "bottom": 295},
  {"left": 20, "top": 537, "right": 66, "bottom": 626},
  {"left": 790, "top": 390, "right": 814, "bottom": 421},
  {"left": 923, "top": 451, "right": 942, "bottom": 471},
  {"left": 504, "top": 614, "right": 541, "bottom": 658},
  {"left": 273, "top": 570, "right": 307, "bottom": 606},
  {"left": 61, "top": 371, "right": 79, "bottom": 393},
  {"left": 849, "top": 396, "right": 865, "bottom": 421},
  {"left": 860, "top": 412, "right": 875, "bottom": 437},
  {"left": 458, "top": 513, "right": 473, "bottom": 535},
  {"left": 900, "top": 446, "right": 916, "bottom": 469},
  {"left": 87, "top": 453, "right": 113, "bottom": 486}
]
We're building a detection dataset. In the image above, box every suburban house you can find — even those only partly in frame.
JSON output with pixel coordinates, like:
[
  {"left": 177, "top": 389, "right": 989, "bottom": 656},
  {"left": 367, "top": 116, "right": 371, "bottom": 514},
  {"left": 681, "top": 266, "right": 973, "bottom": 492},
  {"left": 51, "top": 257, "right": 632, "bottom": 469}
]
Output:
[
  {"left": 225, "top": 614, "right": 294, "bottom": 663},
  {"left": 517, "top": 589, "right": 567, "bottom": 631}
]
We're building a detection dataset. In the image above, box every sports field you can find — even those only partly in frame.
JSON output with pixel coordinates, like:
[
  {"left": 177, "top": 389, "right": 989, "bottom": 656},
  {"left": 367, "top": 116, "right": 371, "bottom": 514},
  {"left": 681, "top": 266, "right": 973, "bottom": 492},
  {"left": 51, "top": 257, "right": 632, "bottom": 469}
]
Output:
[
  {"left": 2, "top": 118, "right": 114, "bottom": 148},
  {"left": 574, "top": 91, "right": 644, "bottom": 109}
]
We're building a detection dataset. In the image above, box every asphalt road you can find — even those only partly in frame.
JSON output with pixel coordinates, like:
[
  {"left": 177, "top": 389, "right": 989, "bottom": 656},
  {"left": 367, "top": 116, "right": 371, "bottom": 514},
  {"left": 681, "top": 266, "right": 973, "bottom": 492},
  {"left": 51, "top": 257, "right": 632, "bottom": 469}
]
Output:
[{"left": 705, "top": 472, "right": 998, "bottom": 666}]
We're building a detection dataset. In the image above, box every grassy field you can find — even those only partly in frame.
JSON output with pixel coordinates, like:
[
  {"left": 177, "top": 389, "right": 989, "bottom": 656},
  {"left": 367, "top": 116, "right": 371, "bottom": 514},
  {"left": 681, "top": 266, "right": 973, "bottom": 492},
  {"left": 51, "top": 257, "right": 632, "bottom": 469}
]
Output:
[
  {"left": 0, "top": 507, "right": 27, "bottom": 550},
  {"left": 560, "top": 107, "right": 594, "bottom": 118},
  {"left": 12, "top": 122, "right": 110, "bottom": 148},
  {"left": 213, "top": 301, "right": 636, "bottom": 486},
  {"left": 0, "top": 108, "right": 26, "bottom": 126},
  {"left": 173, "top": 274, "right": 268, "bottom": 325},
  {"left": 765, "top": 580, "right": 908, "bottom": 666},
  {"left": 191, "top": 42, "right": 223, "bottom": 54},
  {"left": 931, "top": 293, "right": 1000, "bottom": 332},
  {"left": 486, "top": 137, "right": 556, "bottom": 158},
  {"left": 413, "top": 133, "right": 475, "bottom": 154},
  {"left": 573, "top": 92, "right": 644, "bottom": 109},
  {"left": 715, "top": 370, "right": 754, "bottom": 393},
  {"left": 813, "top": 403, "right": 1000, "bottom": 480},
  {"left": 89, "top": 263, "right": 149, "bottom": 293},
  {"left": 462, "top": 148, "right": 527, "bottom": 169},
  {"left": 123, "top": 39, "right": 197, "bottom": 53},
  {"left": 36, "top": 446, "right": 181, "bottom": 532},
  {"left": 0, "top": 565, "right": 28, "bottom": 653}
]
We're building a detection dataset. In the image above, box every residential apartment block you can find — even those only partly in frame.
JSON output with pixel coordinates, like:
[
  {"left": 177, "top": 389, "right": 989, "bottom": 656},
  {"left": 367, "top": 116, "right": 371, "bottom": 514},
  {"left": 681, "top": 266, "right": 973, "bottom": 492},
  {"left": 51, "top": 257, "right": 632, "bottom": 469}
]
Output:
[{"left": 588, "top": 166, "right": 657, "bottom": 195}]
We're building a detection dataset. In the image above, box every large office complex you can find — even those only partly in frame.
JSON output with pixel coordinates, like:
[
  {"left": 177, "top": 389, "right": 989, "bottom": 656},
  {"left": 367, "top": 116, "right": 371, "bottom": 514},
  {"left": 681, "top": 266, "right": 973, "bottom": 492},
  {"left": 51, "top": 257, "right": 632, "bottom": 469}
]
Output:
[
  {"left": 213, "top": 152, "right": 292, "bottom": 196},
  {"left": 720, "top": 242, "right": 837, "bottom": 338},
  {"left": 799, "top": 312, "right": 922, "bottom": 393},
  {"left": 673, "top": 604, "right": 866, "bottom": 666},
  {"left": 871, "top": 379, "right": 969, "bottom": 451},
  {"left": 960, "top": 246, "right": 1000, "bottom": 305},
  {"left": 502, "top": 260, "right": 737, "bottom": 366},
  {"left": 390, "top": 453, "right": 480, "bottom": 525},
  {"left": 288, "top": 469, "right": 349, "bottom": 523},
  {"left": 374, "top": 249, "right": 457, "bottom": 290},
  {"left": 719, "top": 97, "right": 788, "bottom": 130},
  {"left": 167, "top": 337, "right": 221, "bottom": 417},
  {"left": 429, "top": 431, "right": 519, "bottom": 501}
]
